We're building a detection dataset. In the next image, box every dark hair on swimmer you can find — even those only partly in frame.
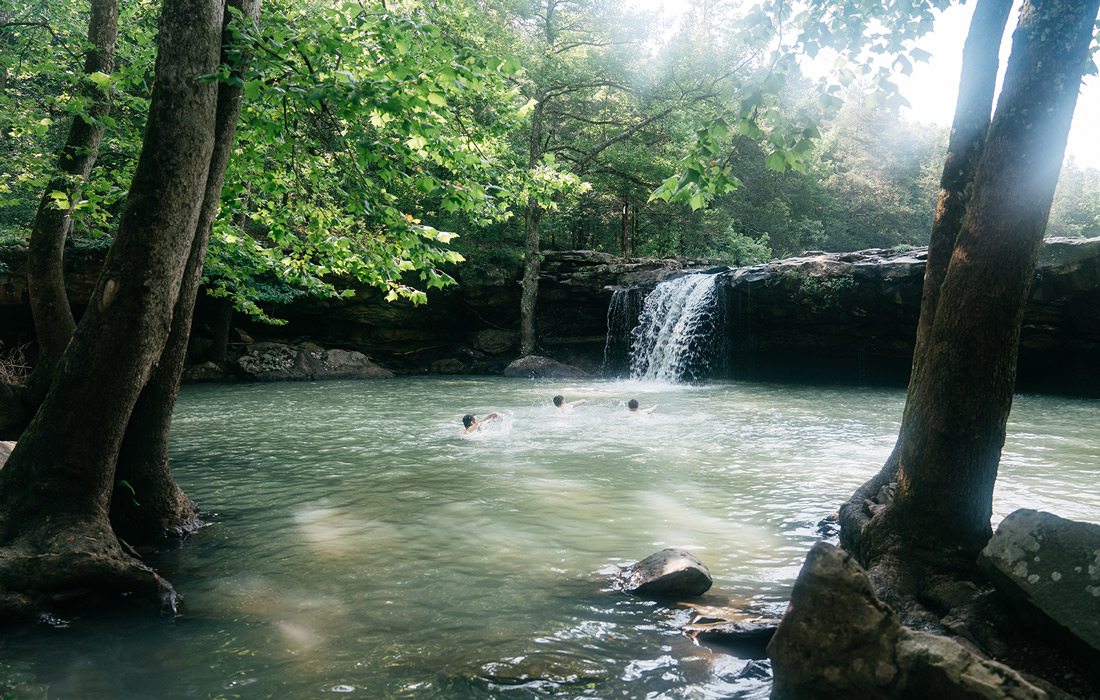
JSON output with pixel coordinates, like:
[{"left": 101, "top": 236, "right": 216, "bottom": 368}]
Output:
[
  {"left": 628, "top": 399, "right": 639, "bottom": 410},
  {"left": 462, "top": 414, "right": 475, "bottom": 428},
  {"left": 553, "top": 395, "right": 564, "bottom": 407}
]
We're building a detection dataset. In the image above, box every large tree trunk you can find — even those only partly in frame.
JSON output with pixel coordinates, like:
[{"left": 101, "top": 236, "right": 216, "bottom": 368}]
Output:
[
  {"left": 839, "top": 0, "right": 1012, "bottom": 561},
  {"left": 845, "top": 0, "right": 1100, "bottom": 570},
  {"left": 112, "top": 0, "right": 260, "bottom": 546},
  {"left": 0, "top": 0, "right": 224, "bottom": 620},
  {"left": 1, "top": 0, "right": 119, "bottom": 434}
]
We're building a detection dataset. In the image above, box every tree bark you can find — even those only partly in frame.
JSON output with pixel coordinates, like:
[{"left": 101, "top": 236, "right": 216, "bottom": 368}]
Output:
[
  {"left": 519, "top": 96, "right": 546, "bottom": 357},
  {"left": 849, "top": 0, "right": 1100, "bottom": 567},
  {"left": 0, "top": 0, "right": 224, "bottom": 618},
  {"left": 112, "top": 0, "right": 260, "bottom": 545},
  {"left": 839, "top": 0, "right": 1012, "bottom": 559},
  {"left": 21, "top": 0, "right": 118, "bottom": 407}
]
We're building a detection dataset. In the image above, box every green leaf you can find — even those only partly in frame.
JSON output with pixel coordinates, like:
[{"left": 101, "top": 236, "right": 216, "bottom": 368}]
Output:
[{"left": 88, "top": 71, "right": 113, "bottom": 92}]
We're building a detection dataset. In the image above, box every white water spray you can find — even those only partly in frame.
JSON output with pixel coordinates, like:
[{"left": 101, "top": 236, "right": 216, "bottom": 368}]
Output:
[{"left": 629, "top": 273, "right": 721, "bottom": 383}]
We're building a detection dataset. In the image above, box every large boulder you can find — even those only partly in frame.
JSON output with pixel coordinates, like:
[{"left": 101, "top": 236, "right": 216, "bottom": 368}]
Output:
[
  {"left": 237, "top": 342, "right": 393, "bottom": 381},
  {"left": 503, "top": 355, "right": 590, "bottom": 379},
  {"left": 768, "top": 542, "right": 1048, "bottom": 699},
  {"left": 621, "top": 548, "right": 712, "bottom": 599},
  {"left": 978, "top": 509, "right": 1100, "bottom": 656}
]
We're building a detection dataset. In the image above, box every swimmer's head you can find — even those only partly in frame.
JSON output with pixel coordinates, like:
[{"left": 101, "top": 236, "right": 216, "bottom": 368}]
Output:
[
  {"left": 553, "top": 395, "right": 564, "bottom": 407},
  {"left": 627, "top": 399, "right": 639, "bottom": 411},
  {"left": 462, "top": 414, "right": 476, "bottom": 428}
]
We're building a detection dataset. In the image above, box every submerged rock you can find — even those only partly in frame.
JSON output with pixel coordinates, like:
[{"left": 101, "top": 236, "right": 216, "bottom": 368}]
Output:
[
  {"left": 979, "top": 509, "right": 1100, "bottom": 656},
  {"left": 768, "top": 542, "right": 1048, "bottom": 699},
  {"left": 621, "top": 548, "right": 712, "bottom": 599},
  {"left": 503, "top": 355, "right": 590, "bottom": 379},
  {"left": 680, "top": 602, "right": 778, "bottom": 658},
  {"left": 0, "top": 440, "right": 14, "bottom": 468}
]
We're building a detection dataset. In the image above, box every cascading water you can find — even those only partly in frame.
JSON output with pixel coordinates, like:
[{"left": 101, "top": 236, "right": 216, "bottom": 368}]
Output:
[
  {"left": 629, "top": 273, "right": 723, "bottom": 383},
  {"left": 602, "top": 286, "right": 643, "bottom": 373}
]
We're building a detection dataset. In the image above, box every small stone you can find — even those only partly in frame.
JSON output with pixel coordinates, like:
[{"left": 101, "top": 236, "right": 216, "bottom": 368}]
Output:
[{"left": 620, "top": 548, "right": 712, "bottom": 599}]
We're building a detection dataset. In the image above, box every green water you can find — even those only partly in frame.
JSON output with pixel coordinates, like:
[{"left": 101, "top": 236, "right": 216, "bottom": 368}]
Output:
[{"left": 2, "top": 377, "right": 1097, "bottom": 698}]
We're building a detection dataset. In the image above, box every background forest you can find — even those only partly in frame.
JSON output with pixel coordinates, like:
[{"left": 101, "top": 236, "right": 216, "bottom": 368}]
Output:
[{"left": 2, "top": 0, "right": 1098, "bottom": 318}]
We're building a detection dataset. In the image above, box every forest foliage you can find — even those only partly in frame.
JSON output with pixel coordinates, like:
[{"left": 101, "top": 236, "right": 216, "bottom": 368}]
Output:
[{"left": 2, "top": 0, "right": 1097, "bottom": 318}]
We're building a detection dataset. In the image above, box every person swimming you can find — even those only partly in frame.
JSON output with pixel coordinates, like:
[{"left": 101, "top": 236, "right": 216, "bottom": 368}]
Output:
[
  {"left": 552, "top": 395, "right": 586, "bottom": 412},
  {"left": 462, "top": 412, "right": 502, "bottom": 434},
  {"left": 626, "top": 398, "right": 657, "bottom": 414}
]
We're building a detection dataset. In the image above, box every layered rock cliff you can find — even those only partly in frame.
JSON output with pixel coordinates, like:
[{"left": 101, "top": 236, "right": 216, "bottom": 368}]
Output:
[{"left": 1, "top": 238, "right": 1097, "bottom": 392}]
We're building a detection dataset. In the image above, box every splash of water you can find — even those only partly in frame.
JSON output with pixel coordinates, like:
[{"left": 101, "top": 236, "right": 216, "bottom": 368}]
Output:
[{"left": 629, "top": 274, "right": 721, "bottom": 383}]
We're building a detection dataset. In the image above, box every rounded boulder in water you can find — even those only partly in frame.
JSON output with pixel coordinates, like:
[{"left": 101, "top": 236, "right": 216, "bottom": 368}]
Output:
[{"left": 622, "top": 548, "right": 712, "bottom": 599}]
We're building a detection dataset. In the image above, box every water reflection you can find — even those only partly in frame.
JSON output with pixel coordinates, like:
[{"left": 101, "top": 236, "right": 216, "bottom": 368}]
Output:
[{"left": 0, "top": 377, "right": 1096, "bottom": 698}]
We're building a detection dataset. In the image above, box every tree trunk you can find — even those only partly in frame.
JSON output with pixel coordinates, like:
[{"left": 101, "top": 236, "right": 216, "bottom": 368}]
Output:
[
  {"left": 0, "top": 0, "right": 224, "bottom": 619},
  {"left": 839, "top": 0, "right": 1012, "bottom": 560},
  {"left": 620, "top": 193, "right": 629, "bottom": 254},
  {"left": 112, "top": 0, "right": 260, "bottom": 545},
  {"left": 850, "top": 0, "right": 1100, "bottom": 567},
  {"left": 21, "top": 0, "right": 118, "bottom": 409},
  {"left": 519, "top": 198, "right": 543, "bottom": 356},
  {"left": 519, "top": 96, "right": 546, "bottom": 357},
  {"left": 209, "top": 296, "right": 234, "bottom": 363}
]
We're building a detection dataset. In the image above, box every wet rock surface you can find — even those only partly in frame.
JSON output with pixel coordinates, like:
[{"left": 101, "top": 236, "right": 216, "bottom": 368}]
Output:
[
  {"left": 621, "top": 548, "right": 713, "bottom": 599},
  {"left": 768, "top": 542, "right": 1051, "bottom": 699}
]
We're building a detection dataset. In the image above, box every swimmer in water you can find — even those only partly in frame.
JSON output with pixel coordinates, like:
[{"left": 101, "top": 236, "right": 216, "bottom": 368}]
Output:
[
  {"left": 462, "top": 412, "right": 502, "bottom": 434},
  {"left": 552, "top": 395, "right": 586, "bottom": 413},
  {"left": 626, "top": 398, "right": 657, "bottom": 415}
]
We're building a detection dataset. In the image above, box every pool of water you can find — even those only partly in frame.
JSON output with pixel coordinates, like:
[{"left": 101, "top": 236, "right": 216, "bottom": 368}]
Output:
[{"left": 2, "top": 377, "right": 1097, "bottom": 698}]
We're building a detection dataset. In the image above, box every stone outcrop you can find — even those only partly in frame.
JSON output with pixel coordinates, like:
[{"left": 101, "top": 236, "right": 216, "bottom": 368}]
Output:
[
  {"left": 768, "top": 542, "right": 1050, "bottom": 699},
  {"left": 503, "top": 355, "right": 590, "bottom": 379},
  {"left": 978, "top": 509, "right": 1100, "bottom": 657},
  {"left": 234, "top": 342, "right": 393, "bottom": 382},
  {"left": 620, "top": 548, "right": 713, "bottom": 599},
  {"left": 716, "top": 237, "right": 1100, "bottom": 391}
]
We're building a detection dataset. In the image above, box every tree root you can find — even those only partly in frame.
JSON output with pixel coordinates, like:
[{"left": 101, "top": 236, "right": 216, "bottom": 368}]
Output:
[{"left": 0, "top": 532, "right": 178, "bottom": 622}]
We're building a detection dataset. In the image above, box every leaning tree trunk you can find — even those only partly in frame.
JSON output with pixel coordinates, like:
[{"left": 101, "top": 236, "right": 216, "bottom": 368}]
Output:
[
  {"left": 4, "top": 0, "right": 119, "bottom": 432},
  {"left": 853, "top": 0, "right": 1100, "bottom": 568},
  {"left": 112, "top": 0, "right": 261, "bottom": 545},
  {"left": 839, "top": 0, "right": 1012, "bottom": 561},
  {"left": 0, "top": 0, "right": 223, "bottom": 620}
]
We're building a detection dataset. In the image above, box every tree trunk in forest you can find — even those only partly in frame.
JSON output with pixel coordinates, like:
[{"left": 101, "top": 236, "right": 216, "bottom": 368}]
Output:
[
  {"left": 519, "top": 198, "right": 543, "bottom": 356},
  {"left": 519, "top": 96, "right": 546, "bottom": 357},
  {"left": 842, "top": 0, "right": 1100, "bottom": 570},
  {"left": 209, "top": 297, "right": 234, "bottom": 364},
  {"left": 20, "top": 0, "right": 118, "bottom": 414},
  {"left": 0, "top": 0, "right": 224, "bottom": 619},
  {"left": 839, "top": 0, "right": 1012, "bottom": 560},
  {"left": 620, "top": 194, "right": 629, "bottom": 254},
  {"left": 112, "top": 0, "right": 260, "bottom": 545}
]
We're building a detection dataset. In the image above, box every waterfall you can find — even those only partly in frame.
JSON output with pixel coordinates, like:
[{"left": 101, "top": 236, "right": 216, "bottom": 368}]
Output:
[
  {"left": 629, "top": 273, "right": 722, "bottom": 383},
  {"left": 602, "top": 286, "right": 642, "bottom": 373}
]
